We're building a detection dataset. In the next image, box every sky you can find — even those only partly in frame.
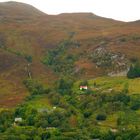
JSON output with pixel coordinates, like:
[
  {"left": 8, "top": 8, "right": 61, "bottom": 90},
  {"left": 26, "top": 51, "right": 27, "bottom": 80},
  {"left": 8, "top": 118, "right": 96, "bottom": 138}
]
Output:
[{"left": 0, "top": 0, "right": 140, "bottom": 22}]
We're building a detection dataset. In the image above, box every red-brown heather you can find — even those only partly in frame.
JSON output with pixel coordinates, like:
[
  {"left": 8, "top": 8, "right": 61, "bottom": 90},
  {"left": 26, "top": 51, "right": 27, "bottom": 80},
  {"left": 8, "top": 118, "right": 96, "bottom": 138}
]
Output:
[{"left": 0, "top": 1, "right": 140, "bottom": 107}]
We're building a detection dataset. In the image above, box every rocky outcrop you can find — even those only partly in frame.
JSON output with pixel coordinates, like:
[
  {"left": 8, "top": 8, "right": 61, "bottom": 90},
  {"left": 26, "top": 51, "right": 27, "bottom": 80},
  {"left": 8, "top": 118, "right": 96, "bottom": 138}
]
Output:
[{"left": 91, "top": 46, "right": 129, "bottom": 76}]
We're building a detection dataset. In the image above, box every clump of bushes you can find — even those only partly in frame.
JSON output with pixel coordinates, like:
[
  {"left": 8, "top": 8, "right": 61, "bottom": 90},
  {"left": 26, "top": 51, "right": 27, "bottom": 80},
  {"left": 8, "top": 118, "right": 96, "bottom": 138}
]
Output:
[
  {"left": 42, "top": 39, "right": 78, "bottom": 75},
  {"left": 23, "top": 79, "right": 50, "bottom": 95},
  {"left": 56, "top": 77, "right": 74, "bottom": 95}
]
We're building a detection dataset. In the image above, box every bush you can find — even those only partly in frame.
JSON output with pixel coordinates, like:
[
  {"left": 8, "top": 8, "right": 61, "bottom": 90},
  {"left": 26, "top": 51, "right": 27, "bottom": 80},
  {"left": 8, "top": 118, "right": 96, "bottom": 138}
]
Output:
[
  {"left": 83, "top": 110, "right": 92, "bottom": 118},
  {"left": 131, "top": 101, "right": 140, "bottom": 110},
  {"left": 134, "top": 134, "right": 140, "bottom": 140},
  {"left": 96, "top": 113, "right": 107, "bottom": 121}
]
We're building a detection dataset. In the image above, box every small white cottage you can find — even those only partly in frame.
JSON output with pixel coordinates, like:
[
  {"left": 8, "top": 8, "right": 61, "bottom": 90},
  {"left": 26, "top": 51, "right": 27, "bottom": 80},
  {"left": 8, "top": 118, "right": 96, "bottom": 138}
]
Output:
[{"left": 80, "top": 86, "right": 88, "bottom": 90}]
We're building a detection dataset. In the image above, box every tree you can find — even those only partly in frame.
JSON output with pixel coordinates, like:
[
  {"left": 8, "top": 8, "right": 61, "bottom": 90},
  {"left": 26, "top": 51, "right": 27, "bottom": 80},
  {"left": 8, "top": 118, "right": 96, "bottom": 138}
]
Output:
[
  {"left": 113, "top": 93, "right": 130, "bottom": 105},
  {"left": 79, "top": 80, "right": 88, "bottom": 86},
  {"left": 127, "top": 62, "right": 140, "bottom": 78},
  {"left": 57, "top": 78, "right": 74, "bottom": 95},
  {"left": 134, "top": 134, "right": 140, "bottom": 140},
  {"left": 127, "top": 65, "right": 135, "bottom": 78}
]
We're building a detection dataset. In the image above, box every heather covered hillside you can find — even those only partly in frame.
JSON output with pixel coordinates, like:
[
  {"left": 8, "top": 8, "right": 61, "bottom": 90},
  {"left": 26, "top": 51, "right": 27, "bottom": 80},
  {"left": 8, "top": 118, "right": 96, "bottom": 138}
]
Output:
[{"left": 0, "top": 1, "right": 140, "bottom": 139}]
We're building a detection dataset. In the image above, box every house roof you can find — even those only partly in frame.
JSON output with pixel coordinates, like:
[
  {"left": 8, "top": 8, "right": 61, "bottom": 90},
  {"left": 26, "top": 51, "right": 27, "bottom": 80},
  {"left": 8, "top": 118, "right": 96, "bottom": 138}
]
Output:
[{"left": 80, "top": 86, "right": 87, "bottom": 87}]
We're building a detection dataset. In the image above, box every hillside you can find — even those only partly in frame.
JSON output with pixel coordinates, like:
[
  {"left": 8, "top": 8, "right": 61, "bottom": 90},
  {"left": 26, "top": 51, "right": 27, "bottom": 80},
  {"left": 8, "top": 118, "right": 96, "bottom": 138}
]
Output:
[
  {"left": 0, "top": 2, "right": 140, "bottom": 139},
  {"left": 0, "top": 1, "right": 140, "bottom": 107},
  {"left": 0, "top": 1, "right": 45, "bottom": 18}
]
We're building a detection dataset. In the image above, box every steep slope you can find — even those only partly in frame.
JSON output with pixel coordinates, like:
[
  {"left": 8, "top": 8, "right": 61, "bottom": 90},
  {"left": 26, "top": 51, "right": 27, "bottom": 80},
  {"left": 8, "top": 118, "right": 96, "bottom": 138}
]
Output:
[{"left": 0, "top": 2, "right": 55, "bottom": 107}]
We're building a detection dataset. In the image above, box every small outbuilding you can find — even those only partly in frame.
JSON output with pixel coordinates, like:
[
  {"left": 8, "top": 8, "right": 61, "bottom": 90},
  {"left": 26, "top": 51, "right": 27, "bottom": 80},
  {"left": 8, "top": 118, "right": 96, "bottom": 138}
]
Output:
[
  {"left": 13, "top": 117, "right": 22, "bottom": 126},
  {"left": 15, "top": 117, "right": 22, "bottom": 123}
]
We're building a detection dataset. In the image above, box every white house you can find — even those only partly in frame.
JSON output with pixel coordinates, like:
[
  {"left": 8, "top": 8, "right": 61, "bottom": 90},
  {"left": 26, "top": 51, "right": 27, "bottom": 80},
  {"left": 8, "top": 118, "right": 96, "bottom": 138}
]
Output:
[{"left": 80, "top": 86, "right": 88, "bottom": 90}]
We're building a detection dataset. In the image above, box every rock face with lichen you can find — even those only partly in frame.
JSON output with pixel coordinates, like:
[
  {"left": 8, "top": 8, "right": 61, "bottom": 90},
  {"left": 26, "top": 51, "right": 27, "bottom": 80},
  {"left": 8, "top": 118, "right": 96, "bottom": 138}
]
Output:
[{"left": 91, "top": 46, "right": 129, "bottom": 76}]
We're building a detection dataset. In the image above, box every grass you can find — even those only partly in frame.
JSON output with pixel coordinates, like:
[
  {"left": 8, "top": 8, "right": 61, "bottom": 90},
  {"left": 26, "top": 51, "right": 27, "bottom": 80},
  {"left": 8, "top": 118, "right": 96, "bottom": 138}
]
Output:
[
  {"left": 98, "top": 113, "right": 118, "bottom": 128},
  {"left": 73, "top": 76, "right": 126, "bottom": 94},
  {"left": 95, "top": 110, "right": 140, "bottom": 129},
  {"left": 87, "top": 76, "right": 140, "bottom": 94},
  {"left": 25, "top": 95, "right": 52, "bottom": 109}
]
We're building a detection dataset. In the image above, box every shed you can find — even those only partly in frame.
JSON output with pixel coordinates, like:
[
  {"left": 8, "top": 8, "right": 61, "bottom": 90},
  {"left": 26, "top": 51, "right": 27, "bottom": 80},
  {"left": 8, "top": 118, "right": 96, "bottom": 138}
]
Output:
[{"left": 15, "top": 117, "right": 22, "bottom": 123}]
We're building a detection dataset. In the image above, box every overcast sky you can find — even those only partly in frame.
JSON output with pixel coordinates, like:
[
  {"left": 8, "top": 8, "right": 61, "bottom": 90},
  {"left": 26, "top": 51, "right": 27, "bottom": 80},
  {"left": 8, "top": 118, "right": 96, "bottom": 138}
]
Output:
[{"left": 0, "top": 0, "right": 140, "bottom": 22}]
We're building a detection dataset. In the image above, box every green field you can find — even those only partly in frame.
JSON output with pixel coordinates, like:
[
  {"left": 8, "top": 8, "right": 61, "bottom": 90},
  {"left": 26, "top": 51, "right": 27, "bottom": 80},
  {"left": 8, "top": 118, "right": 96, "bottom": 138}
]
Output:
[{"left": 74, "top": 76, "right": 140, "bottom": 94}]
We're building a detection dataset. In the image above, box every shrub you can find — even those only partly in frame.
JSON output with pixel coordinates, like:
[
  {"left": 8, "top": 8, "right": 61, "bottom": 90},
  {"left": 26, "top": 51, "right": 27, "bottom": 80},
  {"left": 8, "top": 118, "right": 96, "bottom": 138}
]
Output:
[
  {"left": 83, "top": 110, "right": 92, "bottom": 118},
  {"left": 96, "top": 113, "right": 107, "bottom": 121},
  {"left": 25, "top": 55, "right": 32, "bottom": 63}
]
